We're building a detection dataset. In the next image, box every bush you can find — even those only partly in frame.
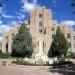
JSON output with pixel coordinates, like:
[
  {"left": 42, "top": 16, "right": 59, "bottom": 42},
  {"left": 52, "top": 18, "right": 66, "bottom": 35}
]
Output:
[
  {"left": 12, "top": 23, "right": 33, "bottom": 58},
  {"left": 0, "top": 52, "right": 11, "bottom": 58},
  {"left": 12, "top": 58, "right": 49, "bottom": 66}
]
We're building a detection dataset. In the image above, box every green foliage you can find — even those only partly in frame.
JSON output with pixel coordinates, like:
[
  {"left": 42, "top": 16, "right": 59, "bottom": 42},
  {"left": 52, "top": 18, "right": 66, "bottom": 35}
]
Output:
[
  {"left": 0, "top": 52, "right": 11, "bottom": 58},
  {"left": 18, "top": 23, "right": 27, "bottom": 33},
  {"left": 11, "top": 23, "right": 33, "bottom": 58},
  {"left": 48, "top": 27, "right": 68, "bottom": 57}
]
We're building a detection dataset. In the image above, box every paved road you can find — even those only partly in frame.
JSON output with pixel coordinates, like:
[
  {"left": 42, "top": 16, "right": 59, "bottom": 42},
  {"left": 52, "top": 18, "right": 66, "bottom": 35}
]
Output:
[
  {"left": 0, "top": 59, "right": 75, "bottom": 75},
  {"left": 0, "top": 60, "right": 62, "bottom": 75},
  {"left": 0, "top": 65, "right": 62, "bottom": 75}
]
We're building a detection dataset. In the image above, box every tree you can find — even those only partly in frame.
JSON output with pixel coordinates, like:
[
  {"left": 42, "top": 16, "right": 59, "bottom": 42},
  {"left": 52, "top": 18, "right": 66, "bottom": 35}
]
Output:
[
  {"left": 11, "top": 23, "right": 33, "bottom": 58},
  {"left": 48, "top": 27, "right": 68, "bottom": 57}
]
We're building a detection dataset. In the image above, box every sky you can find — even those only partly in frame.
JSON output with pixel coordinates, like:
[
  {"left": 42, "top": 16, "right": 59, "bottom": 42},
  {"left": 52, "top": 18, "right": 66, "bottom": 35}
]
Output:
[{"left": 0, "top": 0, "right": 75, "bottom": 42}]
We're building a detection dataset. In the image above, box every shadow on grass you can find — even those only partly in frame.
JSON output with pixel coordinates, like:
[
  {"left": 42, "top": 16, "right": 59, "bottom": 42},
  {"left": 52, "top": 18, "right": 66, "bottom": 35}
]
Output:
[{"left": 49, "top": 64, "right": 75, "bottom": 75}]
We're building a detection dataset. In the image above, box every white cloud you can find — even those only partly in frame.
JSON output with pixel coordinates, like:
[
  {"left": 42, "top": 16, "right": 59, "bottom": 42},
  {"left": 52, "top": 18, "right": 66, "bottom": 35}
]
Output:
[
  {"left": 0, "top": 24, "right": 10, "bottom": 42},
  {"left": 61, "top": 20, "right": 75, "bottom": 26},
  {"left": 52, "top": 0, "right": 57, "bottom": 6},
  {"left": 33, "top": 0, "right": 37, "bottom": 3},
  {"left": 21, "top": 14, "right": 26, "bottom": 18},
  {"left": 18, "top": 20, "right": 23, "bottom": 24},
  {"left": 61, "top": 20, "right": 75, "bottom": 29},
  {"left": 21, "top": 0, "right": 37, "bottom": 12},
  {"left": 16, "top": 13, "right": 26, "bottom": 19},
  {"left": 22, "top": 3, "right": 37, "bottom": 11},
  {"left": 0, "top": 7, "right": 3, "bottom": 14},
  {"left": 0, "top": 25, "right": 10, "bottom": 33},
  {"left": 2, "top": 13, "right": 14, "bottom": 18},
  {"left": 11, "top": 21, "right": 18, "bottom": 26},
  {"left": 0, "top": 20, "right": 3, "bottom": 24}
]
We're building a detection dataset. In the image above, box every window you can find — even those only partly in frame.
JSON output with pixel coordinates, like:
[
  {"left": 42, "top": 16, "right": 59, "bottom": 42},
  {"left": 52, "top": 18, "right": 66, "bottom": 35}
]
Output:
[
  {"left": 6, "top": 36, "right": 8, "bottom": 40},
  {"left": 39, "top": 14, "right": 42, "bottom": 18},
  {"left": 39, "top": 29, "right": 42, "bottom": 33},
  {"left": 52, "top": 27, "right": 54, "bottom": 31},
  {"left": 39, "top": 22, "right": 42, "bottom": 26},
  {"left": 37, "top": 41, "right": 39, "bottom": 46},
  {"left": 44, "top": 28, "right": 46, "bottom": 34},
  {"left": 67, "top": 33, "right": 71, "bottom": 39},
  {"left": 52, "top": 34, "right": 55, "bottom": 39},
  {"left": 43, "top": 41, "right": 44, "bottom": 51},
  {"left": 74, "top": 44, "right": 75, "bottom": 48},
  {"left": 6, "top": 43, "right": 8, "bottom": 52},
  {"left": 12, "top": 33, "right": 15, "bottom": 37},
  {"left": 68, "top": 42, "right": 71, "bottom": 48},
  {"left": 74, "top": 36, "right": 75, "bottom": 40}
]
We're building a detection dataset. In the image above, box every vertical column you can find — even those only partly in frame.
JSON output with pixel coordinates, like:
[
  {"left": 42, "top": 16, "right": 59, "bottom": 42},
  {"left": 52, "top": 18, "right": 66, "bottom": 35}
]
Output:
[
  {"left": 39, "top": 36, "right": 43, "bottom": 55},
  {"left": 8, "top": 35, "right": 12, "bottom": 53},
  {"left": 2, "top": 35, "right": 6, "bottom": 53},
  {"left": 71, "top": 30, "right": 74, "bottom": 53}
]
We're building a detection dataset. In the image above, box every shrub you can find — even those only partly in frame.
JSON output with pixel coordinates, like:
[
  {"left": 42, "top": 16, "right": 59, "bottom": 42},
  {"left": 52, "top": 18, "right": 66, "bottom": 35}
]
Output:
[
  {"left": 12, "top": 58, "right": 49, "bottom": 66},
  {"left": 0, "top": 52, "right": 11, "bottom": 58}
]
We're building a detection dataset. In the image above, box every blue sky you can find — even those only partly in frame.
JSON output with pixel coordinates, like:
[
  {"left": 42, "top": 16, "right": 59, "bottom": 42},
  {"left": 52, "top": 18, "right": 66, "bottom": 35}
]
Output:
[
  {"left": 0, "top": 0, "right": 75, "bottom": 41},
  {"left": 0, "top": 0, "right": 75, "bottom": 24},
  {"left": 0, "top": 0, "right": 75, "bottom": 25}
]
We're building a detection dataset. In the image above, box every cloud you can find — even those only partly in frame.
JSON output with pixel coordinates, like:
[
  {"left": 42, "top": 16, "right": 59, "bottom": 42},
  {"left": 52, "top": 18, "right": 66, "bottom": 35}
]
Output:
[
  {"left": 2, "top": 13, "right": 14, "bottom": 19},
  {"left": 15, "top": 0, "right": 38, "bottom": 21},
  {"left": 61, "top": 20, "right": 75, "bottom": 26},
  {"left": 61, "top": 20, "right": 75, "bottom": 29},
  {"left": 22, "top": 3, "right": 37, "bottom": 11},
  {"left": 16, "top": 13, "right": 26, "bottom": 19},
  {"left": 0, "top": 20, "right": 3, "bottom": 24},
  {"left": 11, "top": 21, "right": 18, "bottom": 26},
  {"left": 52, "top": 0, "right": 57, "bottom": 6},
  {"left": 20, "top": 14, "right": 25, "bottom": 18},
  {"left": 0, "top": 24, "right": 10, "bottom": 33},
  {"left": 0, "top": 24, "right": 10, "bottom": 42},
  {"left": 33, "top": 0, "right": 37, "bottom": 3},
  {"left": 0, "top": 7, "right": 2, "bottom": 14},
  {"left": 21, "top": 0, "right": 37, "bottom": 12}
]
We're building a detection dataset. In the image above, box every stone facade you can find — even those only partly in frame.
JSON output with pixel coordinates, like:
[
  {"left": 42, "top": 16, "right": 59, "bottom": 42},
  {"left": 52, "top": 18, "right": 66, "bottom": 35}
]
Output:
[
  {"left": 2, "top": 25, "right": 19, "bottom": 53},
  {"left": 0, "top": 43, "right": 2, "bottom": 50},
  {"left": 1, "top": 6, "right": 75, "bottom": 56}
]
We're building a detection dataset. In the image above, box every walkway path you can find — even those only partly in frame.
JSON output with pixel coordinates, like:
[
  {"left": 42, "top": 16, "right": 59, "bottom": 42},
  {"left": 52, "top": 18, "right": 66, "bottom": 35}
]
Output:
[
  {"left": 0, "top": 59, "right": 75, "bottom": 75},
  {"left": 0, "top": 59, "right": 62, "bottom": 75}
]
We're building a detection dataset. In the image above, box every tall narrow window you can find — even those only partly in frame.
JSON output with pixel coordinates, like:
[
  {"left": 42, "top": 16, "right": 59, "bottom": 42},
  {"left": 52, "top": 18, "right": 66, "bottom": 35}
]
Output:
[
  {"left": 39, "top": 22, "right": 42, "bottom": 26},
  {"left": 6, "top": 43, "right": 8, "bottom": 52},
  {"left": 52, "top": 34, "right": 55, "bottom": 39},
  {"left": 74, "top": 36, "right": 75, "bottom": 40},
  {"left": 39, "top": 29, "right": 42, "bottom": 33},
  {"left": 74, "top": 44, "right": 75, "bottom": 48},
  {"left": 44, "top": 28, "right": 46, "bottom": 34},
  {"left": 67, "top": 33, "right": 71, "bottom": 39},
  {"left": 52, "top": 27, "right": 54, "bottom": 31},
  {"left": 68, "top": 42, "right": 71, "bottom": 48},
  {"left": 39, "top": 14, "right": 42, "bottom": 18},
  {"left": 43, "top": 41, "right": 44, "bottom": 51}
]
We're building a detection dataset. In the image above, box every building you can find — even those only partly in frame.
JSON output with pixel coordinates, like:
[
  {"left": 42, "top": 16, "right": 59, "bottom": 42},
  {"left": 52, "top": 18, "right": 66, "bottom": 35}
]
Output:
[
  {"left": 1, "top": 6, "right": 75, "bottom": 57},
  {"left": 0, "top": 43, "right": 2, "bottom": 51}
]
